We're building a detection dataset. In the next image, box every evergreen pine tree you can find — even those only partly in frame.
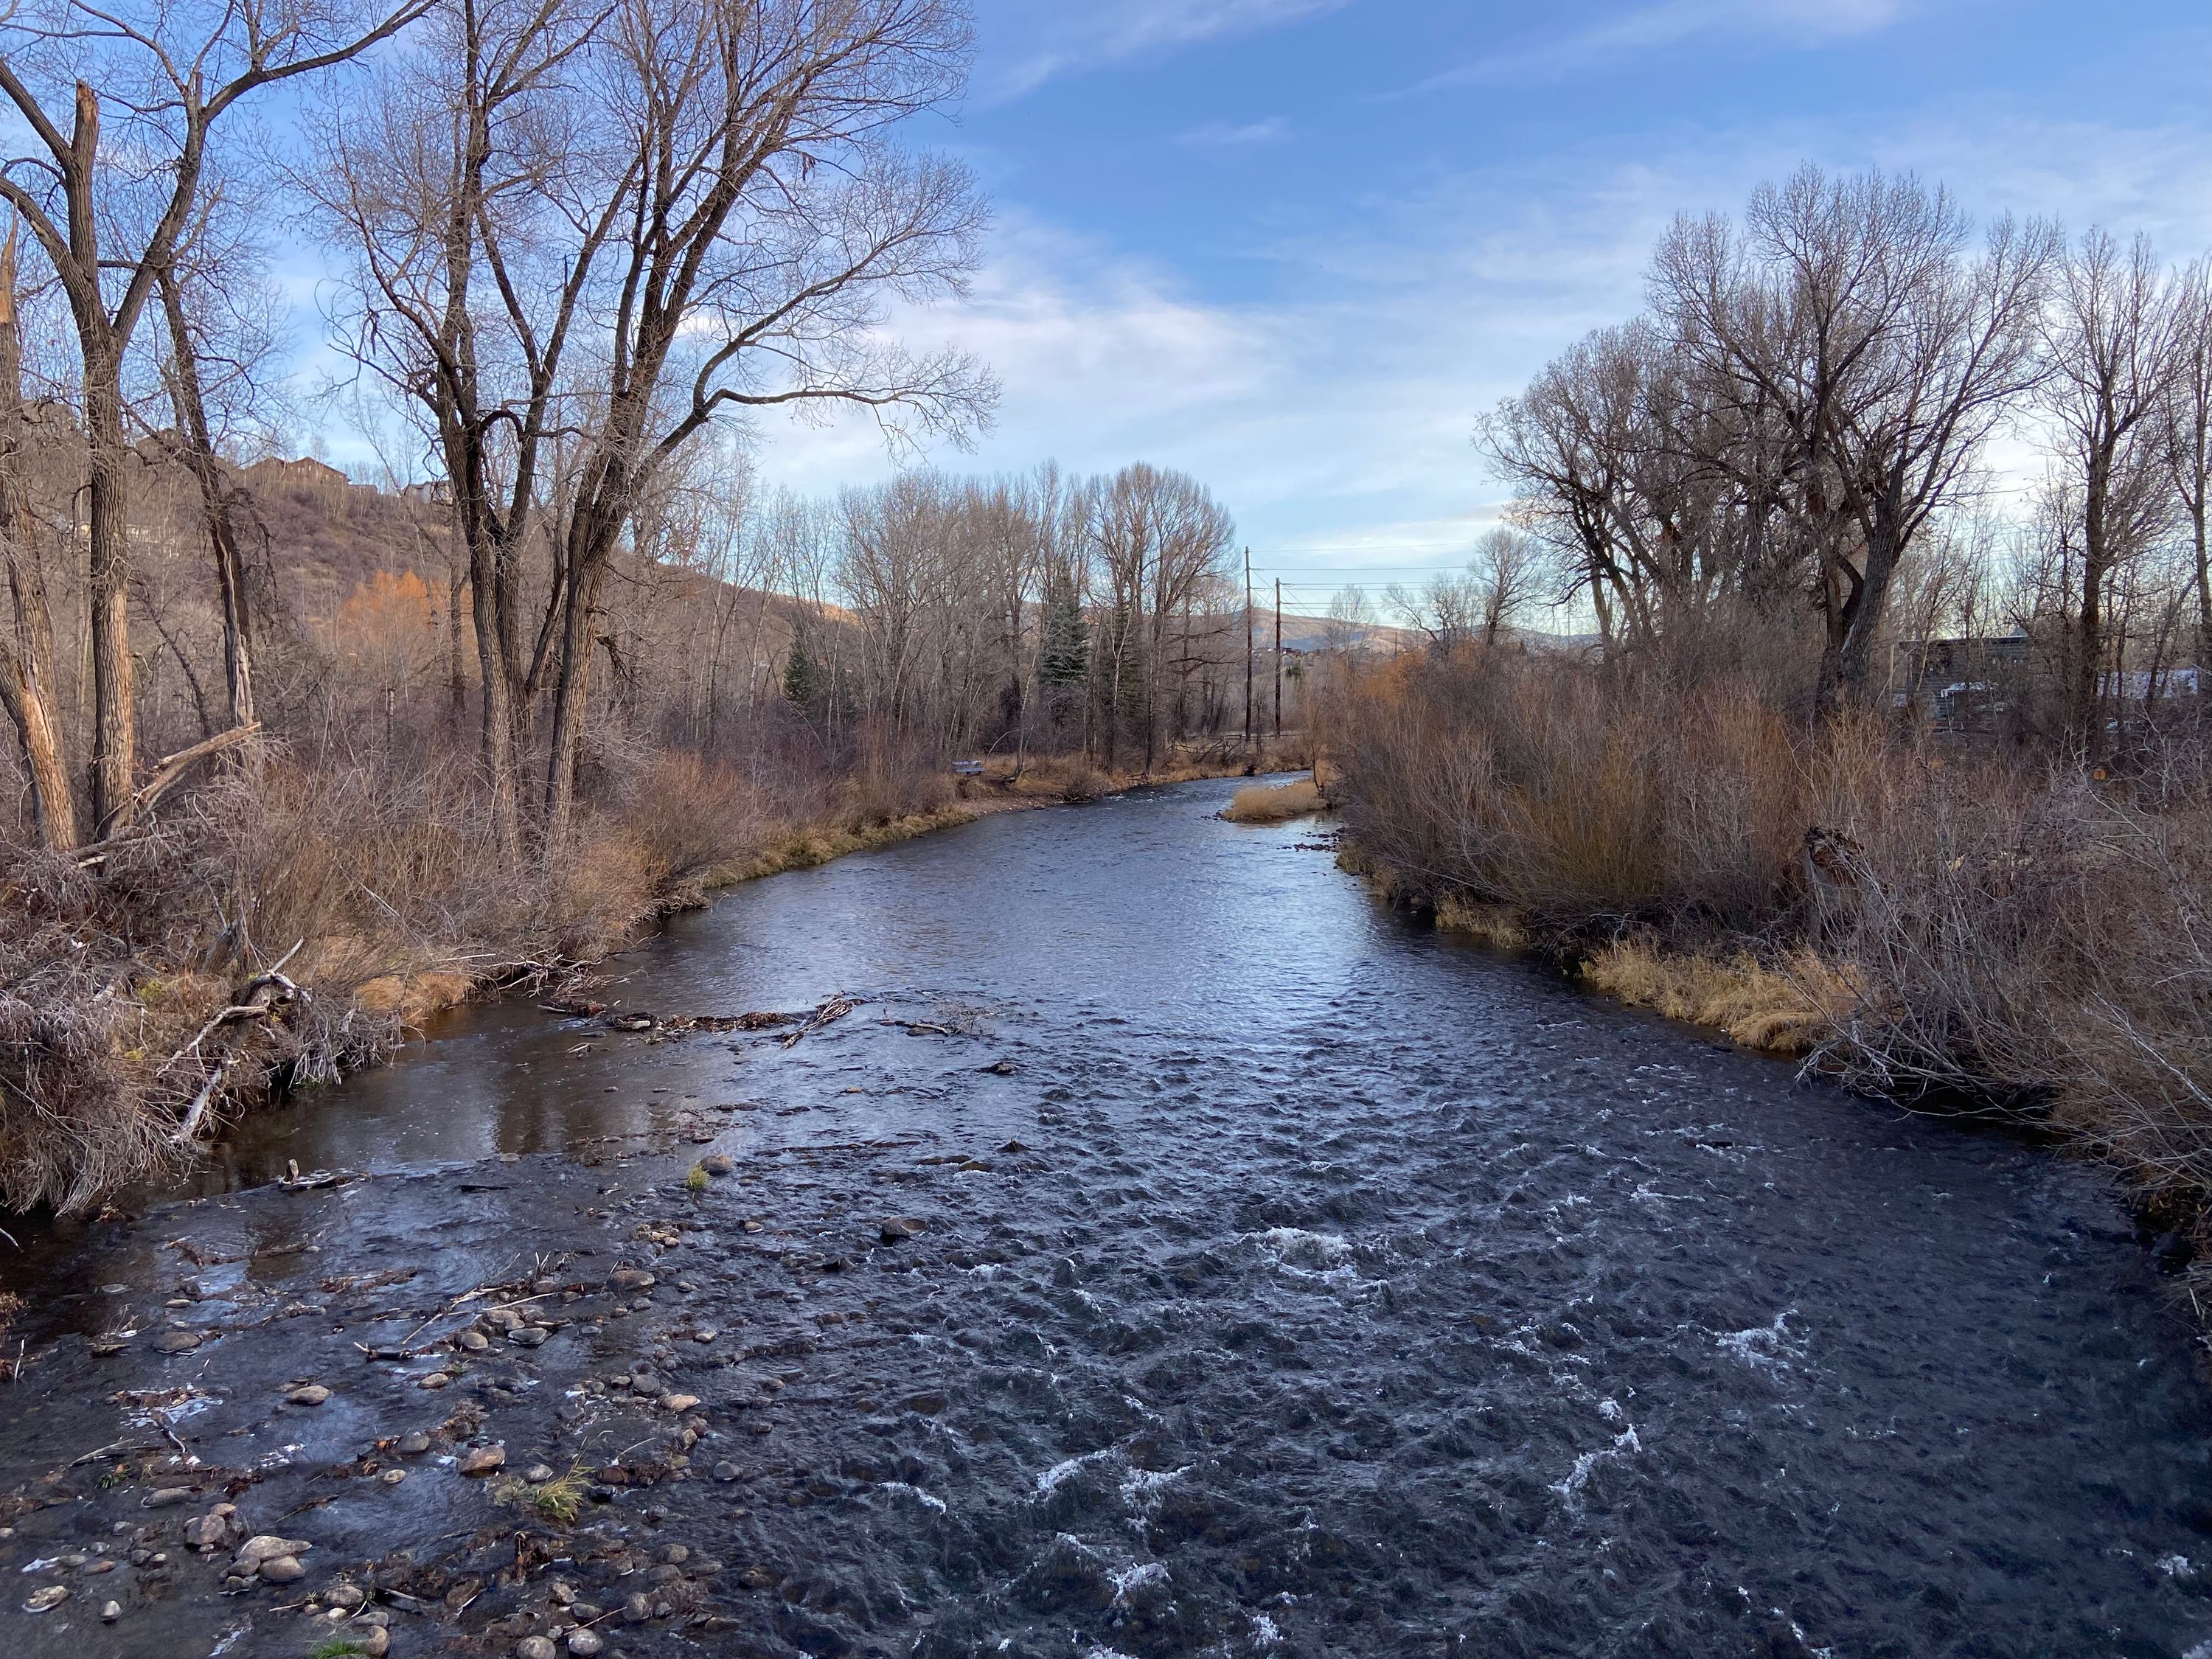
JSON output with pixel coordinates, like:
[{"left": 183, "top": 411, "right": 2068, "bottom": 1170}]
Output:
[{"left": 783, "top": 633, "right": 823, "bottom": 712}]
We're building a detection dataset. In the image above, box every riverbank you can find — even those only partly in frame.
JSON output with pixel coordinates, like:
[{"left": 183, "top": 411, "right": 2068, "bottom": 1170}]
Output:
[
  {"left": 0, "top": 741, "right": 1304, "bottom": 1218},
  {"left": 1328, "top": 649, "right": 2212, "bottom": 1318}
]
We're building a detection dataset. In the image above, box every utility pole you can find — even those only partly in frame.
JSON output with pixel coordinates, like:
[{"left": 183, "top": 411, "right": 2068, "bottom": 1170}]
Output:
[
  {"left": 1273, "top": 577, "right": 1283, "bottom": 740},
  {"left": 1242, "top": 547, "right": 1254, "bottom": 751}
]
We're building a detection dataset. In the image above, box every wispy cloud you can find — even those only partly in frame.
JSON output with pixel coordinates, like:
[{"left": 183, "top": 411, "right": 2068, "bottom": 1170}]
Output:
[
  {"left": 1412, "top": 0, "right": 1906, "bottom": 92},
  {"left": 1179, "top": 116, "right": 1293, "bottom": 148},
  {"left": 750, "top": 109, "right": 2212, "bottom": 569},
  {"left": 985, "top": 0, "right": 1354, "bottom": 100}
]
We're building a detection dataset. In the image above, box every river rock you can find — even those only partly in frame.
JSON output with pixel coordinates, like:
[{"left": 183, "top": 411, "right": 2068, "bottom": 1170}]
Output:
[
  {"left": 879, "top": 1217, "right": 927, "bottom": 1242},
  {"left": 693, "top": 1327, "right": 718, "bottom": 1343},
  {"left": 622, "top": 1592, "right": 653, "bottom": 1624},
  {"left": 381, "top": 1469, "right": 407, "bottom": 1485},
  {"left": 364, "top": 1629, "right": 391, "bottom": 1658},
  {"left": 100, "top": 1599, "right": 120, "bottom": 1622},
  {"left": 699, "top": 1154, "right": 735, "bottom": 1176},
  {"left": 610, "top": 1269, "right": 655, "bottom": 1292},
  {"left": 259, "top": 1554, "right": 307, "bottom": 1585},
  {"left": 327, "top": 1583, "right": 366, "bottom": 1610},
  {"left": 183, "top": 1504, "right": 243, "bottom": 1550},
  {"left": 419, "top": 1372, "right": 452, "bottom": 1390},
  {"left": 151, "top": 1328, "right": 202, "bottom": 1354},
  {"left": 525, "top": 1464, "right": 556, "bottom": 1483},
  {"left": 236, "top": 1535, "right": 312, "bottom": 1570},
  {"left": 285, "top": 1384, "right": 331, "bottom": 1406},
  {"left": 713, "top": 1461, "right": 740, "bottom": 1481},
  {"left": 397, "top": 1432, "right": 431, "bottom": 1454},
  {"left": 459, "top": 1445, "right": 507, "bottom": 1475},
  {"left": 509, "top": 1326, "right": 549, "bottom": 1348},
  {"left": 23, "top": 1585, "right": 67, "bottom": 1613},
  {"left": 661, "top": 1393, "right": 700, "bottom": 1413},
  {"left": 516, "top": 1639, "right": 559, "bottom": 1659},
  {"left": 459, "top": 1329, "right": 490, "bottom": 1352},
  {"left": 567, "top": 1631, "right": 604, "bottom": 1657},
  {"left": 141, "top": 1486, "right": 194, "bottom": 1509}
]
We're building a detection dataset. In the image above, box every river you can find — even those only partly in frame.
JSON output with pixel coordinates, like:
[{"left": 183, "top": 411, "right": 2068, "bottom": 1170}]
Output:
[{"left": 2, "top": 775, "right": 2208, "bottom": 1658}]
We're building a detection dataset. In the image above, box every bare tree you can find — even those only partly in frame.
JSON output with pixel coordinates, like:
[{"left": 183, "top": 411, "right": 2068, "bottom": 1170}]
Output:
[
  {"left": 0, "top": 0, "right": 428, "bottom": 836},
  {"left": 0, "top": 230, "right": 76, "bottom": 846},
  {"left": 2166, "top": 257, "right": 2212, "bottom": 665},
  {"left": 534, "top": 0, "right": 992, "bottom": 842},
  {"left": 2037, "top": 229, "right": 2186, "bottom": 747},
  {"left": 153, "top": 173, "right": 295, "bottom": 751},
  {"left": 1652, "top": 166, "right": 2056, "bottom": 712}
]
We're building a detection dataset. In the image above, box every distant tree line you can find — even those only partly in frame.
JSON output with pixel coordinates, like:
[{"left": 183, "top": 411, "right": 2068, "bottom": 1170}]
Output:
[{"left": 1481, "top": 164, "right": 2212, "bottom": 748}]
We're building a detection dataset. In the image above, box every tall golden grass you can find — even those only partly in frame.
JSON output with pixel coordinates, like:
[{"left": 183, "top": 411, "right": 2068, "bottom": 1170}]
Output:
[{"left": 1222, "top": 777, "right": 1324, "bottom": 824}]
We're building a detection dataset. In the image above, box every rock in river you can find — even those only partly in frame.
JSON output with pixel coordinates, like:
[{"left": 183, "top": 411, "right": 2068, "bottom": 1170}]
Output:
[
  {"left": 183, "top": 1504, "right": 243, "bottom": 1551},
  {"left": 459, "top": 1444, "right": 507, "bottom": 1475},
  {"left": 236, "top": 1535, "right": 312, "bottom": 1571},
  {"left": 879, "top": 1217, "right": 927, "bottom": 1242},
  {"left": 23, "top": 1585, "right": 67, "bottom": 1613},
  {"left": 285, "top": 1384, "right": 331, "bottom": 1406},
  {"left": 258, "top": 1554, "right": 307, "bottom": 1585},
  {"left": 699, "top": 1154, "right": 735, "bottom": 1175}
]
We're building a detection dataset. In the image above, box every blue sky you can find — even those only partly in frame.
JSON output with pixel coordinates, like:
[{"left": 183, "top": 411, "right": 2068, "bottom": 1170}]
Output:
[
  {"left": 736, "top": 0, "right": 2212, "bottom": 594},
  {"left": 299, "top": 1, "right": 2212, "bottom": 593}
]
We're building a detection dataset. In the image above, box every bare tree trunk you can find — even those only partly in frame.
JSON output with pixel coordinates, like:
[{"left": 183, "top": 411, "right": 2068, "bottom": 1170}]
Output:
[
  {"left": 2076, "top": 451, "right": 2113, "bottom": 751},
  {"left": 0, "top": 229, "right": 79, "bottom": 848},
  {"left": 543, "top": 517, "right": 613, "bottom": 845},
  {"left": 156, "top": 269, "right": 257, "bottom": 747},
  {"left": 83, "top": 338, "right": 136, "bottom": 834}
]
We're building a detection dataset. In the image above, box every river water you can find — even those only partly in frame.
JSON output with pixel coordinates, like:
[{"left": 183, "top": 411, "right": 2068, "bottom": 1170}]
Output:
[{"left": 3, "top": 776, "right": 2210, "bottom": 1658}]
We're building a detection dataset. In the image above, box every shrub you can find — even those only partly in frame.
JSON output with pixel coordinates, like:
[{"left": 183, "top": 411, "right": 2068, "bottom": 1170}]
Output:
[{"left": 1222, "top": 778, "right": 1324, "bottom": 824}]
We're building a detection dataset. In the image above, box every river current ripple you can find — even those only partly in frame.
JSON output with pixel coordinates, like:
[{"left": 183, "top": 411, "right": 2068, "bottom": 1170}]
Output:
[{"left": 7, "top": 776, "right": 2211, "bottom": 1657}]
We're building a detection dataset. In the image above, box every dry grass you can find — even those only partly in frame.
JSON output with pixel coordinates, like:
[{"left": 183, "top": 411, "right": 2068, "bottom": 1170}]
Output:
[
  {"left": 1222, "top": 777, "right": 1324, "bottom": 824},
  {"left": 1582, "top": 940, "right": 1851, "bottom": 1055},
  {"left": 1432, "top": 893, "right": 1531, "bottom": 952}
]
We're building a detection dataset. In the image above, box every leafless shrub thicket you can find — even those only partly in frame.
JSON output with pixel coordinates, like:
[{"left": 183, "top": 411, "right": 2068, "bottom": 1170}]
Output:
[{"left": 1337, "top": 161, "right": 2212, "bottom": 1298}]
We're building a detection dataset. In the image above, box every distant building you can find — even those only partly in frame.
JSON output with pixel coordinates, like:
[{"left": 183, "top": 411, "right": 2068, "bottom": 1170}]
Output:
[{"left": 1891, "top": 633, "right": 2031, "bottom": 729}]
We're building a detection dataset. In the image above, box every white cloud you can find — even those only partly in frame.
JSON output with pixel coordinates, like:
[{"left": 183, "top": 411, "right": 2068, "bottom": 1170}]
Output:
[
  {"left": 1179, "top": 117, "right": 1293, "bottom": 148},
  {"left": 982, "top": 0, "right": 1353, "bottom": 99},
  {"left": 754, "top": 106, "right": 2212, "bottom": 580},
  {"left": 1412, "top": 0, "right": 1905, "bottom": 91}
]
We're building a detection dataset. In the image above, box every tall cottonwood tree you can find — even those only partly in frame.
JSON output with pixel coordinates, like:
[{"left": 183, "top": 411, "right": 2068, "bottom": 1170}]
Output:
[
  {"left": 2039, "top": 229, "right": 2188, "bottom": 746},
  {"left": 0, "top": 232, "right": 75, "bottom": 848},
  {"left": 317, "top": 0, "right": 992, "bottom": 852},
  {"left": 1651, "top": 167, "right": 2054, "bottom": 712},
  {"left": 2164, "top": 258, "right": 2212, "bottom": 665},
  {"left": 0, "top": 0, "right": 428, "bottom": 837}
]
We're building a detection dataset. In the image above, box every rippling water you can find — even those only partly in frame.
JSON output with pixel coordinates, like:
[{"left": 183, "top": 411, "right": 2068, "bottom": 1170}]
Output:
[{"left": 5, "top": 776, "right": 2211, "bottom": 1657}]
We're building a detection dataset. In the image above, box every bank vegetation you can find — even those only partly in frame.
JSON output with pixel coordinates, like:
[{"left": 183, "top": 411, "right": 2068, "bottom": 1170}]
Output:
[
  {"left": 1331, "top": 167, "right": 2212, "bottom": 1298},
  {"left": 0, "top": 0, "right": 1291, "bottom": 1214}
]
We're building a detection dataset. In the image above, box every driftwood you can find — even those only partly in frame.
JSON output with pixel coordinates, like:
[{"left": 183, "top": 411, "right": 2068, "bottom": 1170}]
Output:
[
  {"left": 169, "top": 941, "right": 307, "bottom": 1145},
  {"left": 782, "top": 993, "right": 859, "bottom": 1048}
]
